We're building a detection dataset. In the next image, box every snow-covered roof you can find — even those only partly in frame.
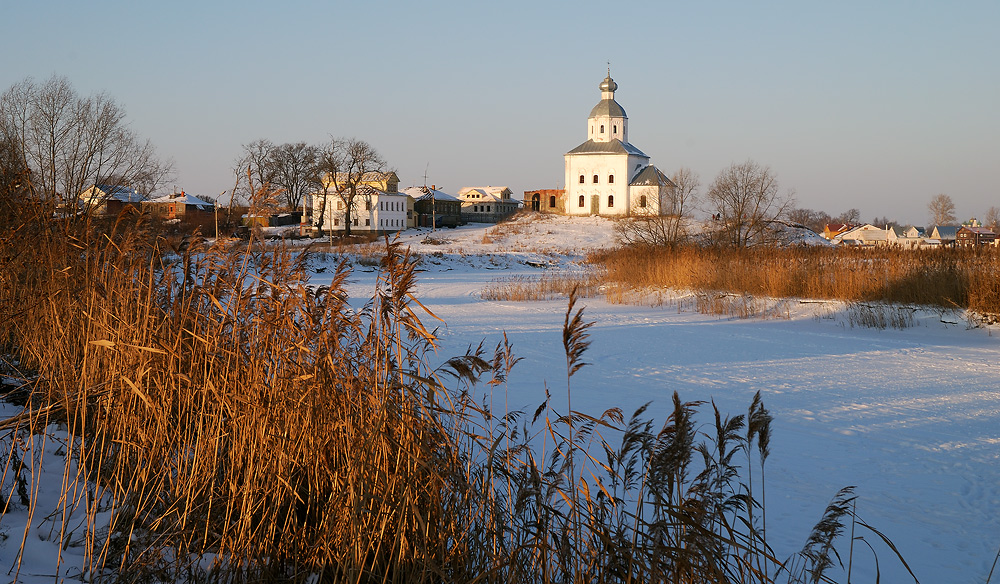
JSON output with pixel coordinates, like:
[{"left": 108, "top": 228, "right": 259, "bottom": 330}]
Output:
[
  {"left": 147, "top": 192, "right": 215, "bottom": 209},
  {"left": 629, "top": 165, "right": 674, "bottom": 187},
  {"left": 565, "top": 139, "right": 648, "bottom": 158},
  {"left": 457, "top": 186, "right": 514, "bottom": 201},
  {"left": 402, "top": 186, "right": 460, "bottom": 202}
]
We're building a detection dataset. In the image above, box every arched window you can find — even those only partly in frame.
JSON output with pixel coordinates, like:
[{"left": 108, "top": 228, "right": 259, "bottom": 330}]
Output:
[
  {"left": 579, "top": 174, "right": 585, "bottom": 184},
  {"left": 549, "top": 195, "right": 556, "bottom": 208},
  {"left": 593, "top": 174, "right": 599, "bottom": 184},
  {"left": 578, "top": 195, "right": 585, "bottom": 207},
  {"left": 608, "top": 195, "right": 614, "bottom": 208},
  {"left": 600, "top": 124, "right": 605, "bottom": 133},
  {"left": 609, "top": 174, "right": 614, "bottom": 184},
  {"left": 639, "top": 195, "right": 647, "bottom": 208},
  {"left": 613, "top": 125, "right": 617, "bottom": 135}
]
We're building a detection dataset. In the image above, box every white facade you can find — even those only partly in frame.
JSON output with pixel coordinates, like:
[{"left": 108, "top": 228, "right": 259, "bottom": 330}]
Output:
[
  {"left": 564, "top": 73, "right": 673, "bottom": 216},
  {"left": 313, "top": 188, "right": 408, "bottom": 233}
]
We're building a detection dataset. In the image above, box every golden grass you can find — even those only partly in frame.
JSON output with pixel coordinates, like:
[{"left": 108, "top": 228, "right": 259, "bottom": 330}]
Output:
[
  {"left": 0, "top": 202, "right": 915, "bottom": 583},
  {"left": 588, "top": 245, "right": 1000, "bottom": 315}
]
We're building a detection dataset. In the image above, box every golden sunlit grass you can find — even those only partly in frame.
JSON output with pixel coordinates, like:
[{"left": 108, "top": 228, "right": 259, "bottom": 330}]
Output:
[
  {"left": 589, "top": 245, "right": 1000, "bottom": 314},
  {"left": 0, "top": 203, "right": 915, "bottom": 583}
]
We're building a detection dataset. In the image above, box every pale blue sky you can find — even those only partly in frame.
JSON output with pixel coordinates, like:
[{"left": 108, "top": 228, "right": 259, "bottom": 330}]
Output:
[{"left": 3, "top": 0, "right": 997, "bottom": 224}]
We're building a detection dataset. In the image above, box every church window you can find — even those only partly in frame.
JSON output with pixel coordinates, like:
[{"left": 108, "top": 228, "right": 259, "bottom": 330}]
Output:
[
  {"left": 608, "top": 195, "right": 614, "bottom": 208},
  {"left": 613, "top": 125, "right": 617, "bottom": 134},
  {"left": 609, "top": 174, "right": 614, "bottom": 184},
  {"left": 593, "top": 174, "right": 599, "bottom": 184},
  {"left": 366, "top": 218, "right": 370, "bottom": 226},
  {"left": 579, "top": 175, "right": 585, "bottom": 184},
  {"left": 578, "top": 195, "right": 585, "bottom": 207},
  {"left": 549, "top": 195, "right": 556, "bottom": 208},
  {"left": 600, "top": 124, "right": 605, "bottom": 134},
  {"left": 639, "top": 195, "right": 647, "bottom": 208},
  {"left": 366, "top": 201, "right": 371, "bottom": 211},
  {"left": 337, "top": 201, "right": 344, "bottom": 210},
  {"left": 353, "top": 218, "right": 359, "bottom": 226},
  {"left": 334, "top": 218, "right": 340, "bottom": 226}
]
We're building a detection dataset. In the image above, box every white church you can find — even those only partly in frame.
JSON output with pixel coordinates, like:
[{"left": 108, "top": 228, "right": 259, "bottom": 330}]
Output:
[{"left": 564, "top": 72, "right": 674, "bottom": 216}]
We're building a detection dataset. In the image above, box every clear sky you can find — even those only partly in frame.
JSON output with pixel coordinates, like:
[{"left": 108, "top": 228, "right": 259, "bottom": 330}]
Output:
[{"left": 3, "top": 0, "right": 997, "bottom": 225}]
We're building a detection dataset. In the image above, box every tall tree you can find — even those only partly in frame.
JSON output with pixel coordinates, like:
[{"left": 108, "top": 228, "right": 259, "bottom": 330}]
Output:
[
  {"left": 615, "top": 166, "right": 699, "bottom": 246},
  {"left": 0, "top": 75, "right": 170, "bottom": 209},
  {"left": 268, "top": 141, "right": 320, "bottom": 212},
  {"left": 706, "top": 160, "right": 793, "bottom": 247},
  {"left": 332, "top": 138, "right": 387, "bottom": 236},
  {"left": 928, "top": 193, "right": 957, "bottom": 226},
  {"left": 232, "top": 138, "right": 275, "bottom": 206},
  {"left": 983, "top": 206, "right": 1000, "bottom": 233},
  {"left": 312, "top": 138, "right": 344, "bottom": 234}
]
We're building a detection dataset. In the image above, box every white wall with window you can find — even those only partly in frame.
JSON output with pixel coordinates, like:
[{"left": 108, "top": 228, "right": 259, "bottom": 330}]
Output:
[{"left": 312, "top": 189, "right": 409, "bottom": 233}]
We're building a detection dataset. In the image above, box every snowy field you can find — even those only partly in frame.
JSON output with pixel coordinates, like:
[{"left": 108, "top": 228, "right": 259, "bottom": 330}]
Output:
[{"left": 3, "top": 215, "right": 999, "bottom": 582}]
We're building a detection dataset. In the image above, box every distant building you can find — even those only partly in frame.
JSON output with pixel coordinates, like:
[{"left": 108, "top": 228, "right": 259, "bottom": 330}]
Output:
[
  {"left": 313, "top": 185, "right": 407, "bottom": 234},
  {"left": 930, "top": 225, "right": 958, "bottom": 246},
  {"left": 956, "top": 226, "right": 996, "bottom": 247},
  {"left": 402, "top": 186, "right": 462, "bottom": 228},
  {"left": 457, "top": 186, "right": 519, "bottom": 223},
  {"left": 144, "top": 191, "right": 215, "bottom": 229},
  {"left": 524, "top": 189, "right": 566, "bottom": 214},
  {"left": 564, "top": 72, "right": 674, "bottom": 216},
  {"left": 823, "top": 223, "right": 854, "bottom": 240},
  {"left": 79, "top": 184, "right": 145, "bottom": 215},
  {"left": 836, "top": 224, "right": 887, "bottom": 246}
]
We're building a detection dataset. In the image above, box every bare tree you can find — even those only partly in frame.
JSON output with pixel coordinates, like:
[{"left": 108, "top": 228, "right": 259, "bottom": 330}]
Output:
[
  {"left": 0, "top": 75, "right": 170, "bottom": 210},
  {"left": 983, "top": 206, "right": 1000, "bottom": 233},
  {"left": 312, "top": 138, "right": 344, "bottom": 234},
  {"left": 615, "top": 166, "right": 698, "bottom": 246},
  {"left": 268, "top": 141, "right": 320, "bottom": 212},
  {"left": 837, "top": 208, "right": 861, "bottom": 225},
  {"left": 928, "top": 193, "right": 957, "bottom": 226},
  {"left": 232, "top": 138, "right": 276, "bottom": 206},
  {"left": 332, "top": 138, "right": 387, "bottom": 236},
  {"left": 706, "top": 160, "right": 794, "bottom": 247}
]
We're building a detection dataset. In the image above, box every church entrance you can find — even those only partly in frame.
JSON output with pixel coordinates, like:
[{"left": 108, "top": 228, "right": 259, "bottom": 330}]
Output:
[
  {"left": 591, "top": 195, "right": 600, "bottom": 215},
  {"left": 531, "top": 193, "right": 540, "bottom": 212}
]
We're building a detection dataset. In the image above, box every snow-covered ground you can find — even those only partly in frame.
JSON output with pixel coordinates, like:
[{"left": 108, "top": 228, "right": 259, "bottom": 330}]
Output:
[
  {"left": 321, "top": 216, "right": 1000, "bottom": 583},
  {"left": 3, "top": 215, "right": 999, "bottom": 582}
]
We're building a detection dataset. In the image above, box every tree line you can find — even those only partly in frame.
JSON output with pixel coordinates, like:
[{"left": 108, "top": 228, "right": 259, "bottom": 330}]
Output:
[{"left": 0, "top": 75, "right": 391, "bottom": 236}]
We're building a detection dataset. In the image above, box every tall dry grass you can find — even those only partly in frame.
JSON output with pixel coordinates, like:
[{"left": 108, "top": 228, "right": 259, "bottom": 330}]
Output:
[
  {"left": 0, "top": 202, "right": 915, "bottom": 583},
  {"left": 590, "top": 245, "right": 1000, "bottom": 314}
]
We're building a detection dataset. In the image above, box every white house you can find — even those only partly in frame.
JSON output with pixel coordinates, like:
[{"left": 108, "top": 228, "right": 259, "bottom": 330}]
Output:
[
  {"left": 836, "top": 224, "right": 887, "bottom": 246},
  {"left": 79, "top": 184, "right": 145, "bottom": 215},
  {"left": 457, "top": 186, "right": 519, "bottom": 223},
  {"left": 312, "top": 185, "right": 408, "bottom": 233},
  {"left": 564, "top": 72, "right": 674, "bottom": 216}
]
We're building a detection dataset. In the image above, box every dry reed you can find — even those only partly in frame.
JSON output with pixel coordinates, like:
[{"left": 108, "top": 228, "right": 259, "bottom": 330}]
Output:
[
  {"left": 589, "top": 245, "right": 1000, "bottom": 315},
  {"left": 0, "top": 201, "right": 915, "bottom": 583}
]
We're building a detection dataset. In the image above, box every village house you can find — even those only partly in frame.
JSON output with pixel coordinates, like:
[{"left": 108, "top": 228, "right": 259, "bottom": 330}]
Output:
[
  {"left": 929, "top": 225, "right": 958, "bottom": 246},
  {"left": 457, "top": 186, "right": 519, "bottom": 223},
  {"left": 956, "top": 225, "right": 996, "bottom": 247},
  {"left": 143, "top": 191, "right": 216, "bottom": 230},
  {"left": 311, "top": 171, "right": 407, "bottom": 234},
  {"left": 836, "top": 224, "right": 887, "bottom": 246},
  {"left": 564, "top": 72, "right": 675, "bottom": 216},
  {"left": 403, "top": 186, "right": 462, "bottom": 228},
  {"left": 886, "top": 225, "right": 927, "bottom": 249},
  {"left": 823, "top": 223, "right": 854, "bottom": 240},
  {"left": 79, "top": 184, "right": 145, "bottom": 215}
]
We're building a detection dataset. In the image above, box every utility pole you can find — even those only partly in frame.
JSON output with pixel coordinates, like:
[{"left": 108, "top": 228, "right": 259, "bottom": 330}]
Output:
[{"left": 423, "top": 163, "right": 435, "bottom": 233}]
